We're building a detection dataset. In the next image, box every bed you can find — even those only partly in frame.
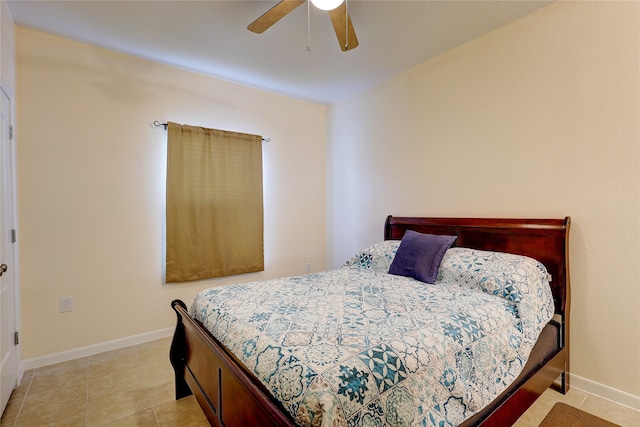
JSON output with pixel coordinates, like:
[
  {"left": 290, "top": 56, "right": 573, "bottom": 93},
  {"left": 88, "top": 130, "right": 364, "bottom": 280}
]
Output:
[{"left": 170, "top": 216, "right": 570, "bottom": 426}]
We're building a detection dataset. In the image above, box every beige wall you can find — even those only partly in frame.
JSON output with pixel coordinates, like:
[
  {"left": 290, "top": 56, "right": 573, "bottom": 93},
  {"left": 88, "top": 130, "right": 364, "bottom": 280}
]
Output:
[
  {"left": 16, "top": 27, "right": 327, "bottom": 359},
  {"left": 327, "top": 1, "right": 639, "bottom": 397},
  {"left": 1, "top": 0, "right": 15, "bottom": 90}
]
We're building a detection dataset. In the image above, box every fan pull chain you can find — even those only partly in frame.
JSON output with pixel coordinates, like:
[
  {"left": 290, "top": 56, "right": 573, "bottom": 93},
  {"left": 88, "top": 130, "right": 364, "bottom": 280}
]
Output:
[
  {"left": 345, "top": 0, "right": 349, "bottom": 50},
  {"left": 307, "top": 0, "right": 312, "bottom": 51}
]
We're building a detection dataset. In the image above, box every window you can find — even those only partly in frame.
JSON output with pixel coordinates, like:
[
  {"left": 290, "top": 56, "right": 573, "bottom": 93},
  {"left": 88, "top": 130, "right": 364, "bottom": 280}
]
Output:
[{"left": 165, "top": 122, "right": 263, "bottom": 282}]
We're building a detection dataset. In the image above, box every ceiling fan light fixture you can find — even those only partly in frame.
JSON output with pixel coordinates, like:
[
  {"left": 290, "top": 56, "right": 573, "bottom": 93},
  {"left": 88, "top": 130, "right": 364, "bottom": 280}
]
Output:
[{"left": 310, "top": 0, "right": 344, "bottom": 11}]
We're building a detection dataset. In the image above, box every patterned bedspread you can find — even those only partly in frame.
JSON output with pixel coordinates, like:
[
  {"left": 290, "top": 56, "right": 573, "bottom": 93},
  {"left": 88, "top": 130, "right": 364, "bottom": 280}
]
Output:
[{"left": 190, "top": 246, "right": 554, "bottom": 426}]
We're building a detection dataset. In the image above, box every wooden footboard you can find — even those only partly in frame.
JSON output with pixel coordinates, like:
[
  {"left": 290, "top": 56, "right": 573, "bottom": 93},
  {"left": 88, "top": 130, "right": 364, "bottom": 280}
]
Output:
[{"left": 170, "top": 300, "right": 295, "bottom": 427}]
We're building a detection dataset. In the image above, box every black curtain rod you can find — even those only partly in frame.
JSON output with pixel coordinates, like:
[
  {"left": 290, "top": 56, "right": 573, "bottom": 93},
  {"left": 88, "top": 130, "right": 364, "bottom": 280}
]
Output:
[{"left": 153, "top": 121, "right": 270, "bottom": 142}]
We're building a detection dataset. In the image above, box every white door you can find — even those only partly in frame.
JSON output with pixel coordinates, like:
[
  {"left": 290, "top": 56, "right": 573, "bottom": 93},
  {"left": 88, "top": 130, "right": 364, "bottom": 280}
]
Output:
[{"left": 0, "top": 86, "right": 17, "bottom": 415}]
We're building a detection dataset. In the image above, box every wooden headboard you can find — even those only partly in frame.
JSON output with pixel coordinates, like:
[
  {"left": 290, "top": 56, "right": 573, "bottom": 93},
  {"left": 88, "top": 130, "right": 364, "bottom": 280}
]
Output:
[{"left": 384, "top": 216, "right": 571, "bottom": 317}]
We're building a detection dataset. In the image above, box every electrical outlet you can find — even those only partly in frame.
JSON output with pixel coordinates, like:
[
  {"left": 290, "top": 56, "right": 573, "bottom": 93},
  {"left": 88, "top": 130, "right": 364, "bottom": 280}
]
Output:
[
  {"left": 60, "top": 297, "right": 73, "bottom": 313},
  {"left": 305, "top": 262, "right": 311, "bottom": 273}
]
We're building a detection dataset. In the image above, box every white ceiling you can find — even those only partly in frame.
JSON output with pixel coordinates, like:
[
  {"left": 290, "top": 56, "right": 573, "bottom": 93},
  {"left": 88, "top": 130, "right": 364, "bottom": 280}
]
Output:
[{"left": 7, "top": 0, "right": 553, "bottom": 105}]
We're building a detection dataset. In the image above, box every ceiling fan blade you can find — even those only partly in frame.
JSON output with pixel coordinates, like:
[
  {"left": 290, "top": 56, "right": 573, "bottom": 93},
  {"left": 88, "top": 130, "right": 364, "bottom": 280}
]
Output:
[
  {"left": 248, "top": 0, "right": 306, "bottom": 34},
  {"left": 328, "top": 2, "right": 359, "bottom": 51}
]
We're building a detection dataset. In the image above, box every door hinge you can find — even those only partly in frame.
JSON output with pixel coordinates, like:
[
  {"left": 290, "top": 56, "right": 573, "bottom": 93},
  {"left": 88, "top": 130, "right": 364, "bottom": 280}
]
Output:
[
  {"left": 11, "top": 229, "right": 16, "bottom": 243},
  {"left": 14, "top": 331, "right": 19, "bottom": 346},
  {"left": 9, "top": 125, "right": 13, "bottom": 140}
]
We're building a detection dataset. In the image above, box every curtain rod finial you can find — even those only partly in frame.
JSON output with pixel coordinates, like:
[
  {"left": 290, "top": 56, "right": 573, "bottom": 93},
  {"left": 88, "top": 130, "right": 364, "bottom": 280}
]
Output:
[{"left": 153, "top": 120, "right": 168, "bottom": 130}]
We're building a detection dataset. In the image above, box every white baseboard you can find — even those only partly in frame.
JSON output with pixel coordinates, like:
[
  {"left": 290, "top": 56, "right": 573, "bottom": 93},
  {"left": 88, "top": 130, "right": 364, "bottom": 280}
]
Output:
[
  {"left": 571, "top": 374, "right": 640, "bottom": 411},
  {"left": 21, "top": 327, "right": 174, "bottom": 371}
]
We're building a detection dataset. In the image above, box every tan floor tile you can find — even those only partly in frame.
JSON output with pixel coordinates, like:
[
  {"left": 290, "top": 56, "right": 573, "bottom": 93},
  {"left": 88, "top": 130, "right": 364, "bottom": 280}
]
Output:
[
  {"left": 135, "top": 337, "right": 171, "bottom": 359},
  {"left": 88, "top": 375, "right": 148, "bottom": 402},
  {"left": 88, "top": 358, "right": 148, "bottom": 401},
  {"left": 87, "top": 390, "right": 152, "bottom": 426},
  {"left": 88, "top": 357, "right": 141, "bottom": 381},
  {"left": 153, "top": 396, "right": 208, "bottom": 427},
  {"left": 88, "top": 347, "right": 137, "bottom": 366},
  {"left": 146, "top": 377, "right": 176, "bottom": 407},
  {"left": 10, "top": 371, "right": 34, "bottom": 403},
  {"left": 580, "top": 394, "right": 640, "bottom": 427},
  {"left": 30, "top": 360, "right": 88, "bottom": 396},
  {"left": 34, "top": 358, "right": 88, "bottom": 380},
  {"left": 0, "top": 397, "right": 22, "bottom": 426},
  {"left": 139, "top": 350, "right": 170, "bottom": 368},
  {"left": 0, "top": 418, "right": 15, "bottom": 427},
  {"left": 7, "top": 386, "right": 28, "bottom": 406},
  {"left": 514, "top": 399, "right": 557, "bottom": 426},
  {"left": 15, "top": 400, "right": 86, "bottom": 427},
  {"left": 513, "top": 415, "right": 536, "bottom": 427},
  {"left": 140, "top": 363, "right": 175, "bottom": 390},
  {"left": 89, "top": 348, "right": 139, "bottom": 370},
  {"left": 28, "top": 374, "right": 87, "bottom": 398},
  {"left": 23, "top": 380, "right": 87, "bottom": 409},
  {"left": 139, "top": 352, "right": 175, "bottom": 402},
  {"left": 100, "top": 409, "right": 158, "bottom": 427},
  {"left": 137, "top": 356, "right": 172, "bottom": 378}
]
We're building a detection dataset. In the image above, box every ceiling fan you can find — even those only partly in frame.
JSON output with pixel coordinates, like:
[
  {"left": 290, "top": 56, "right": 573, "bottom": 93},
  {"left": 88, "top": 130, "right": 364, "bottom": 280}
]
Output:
[{"left": 247, "top": 0, "right": 359, "bottom": 52}]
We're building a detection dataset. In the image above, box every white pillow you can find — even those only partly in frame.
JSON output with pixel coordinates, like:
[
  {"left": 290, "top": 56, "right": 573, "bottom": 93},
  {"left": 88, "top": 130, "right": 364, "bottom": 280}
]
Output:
[{"left": 436, "top": 247, "right": 547, "bottom": 302}]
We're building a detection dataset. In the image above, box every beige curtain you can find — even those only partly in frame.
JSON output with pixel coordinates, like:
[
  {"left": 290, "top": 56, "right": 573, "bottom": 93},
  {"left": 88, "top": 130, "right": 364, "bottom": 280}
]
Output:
[{"left": 166, "top": 122, "right": 264, "bottom": 283}]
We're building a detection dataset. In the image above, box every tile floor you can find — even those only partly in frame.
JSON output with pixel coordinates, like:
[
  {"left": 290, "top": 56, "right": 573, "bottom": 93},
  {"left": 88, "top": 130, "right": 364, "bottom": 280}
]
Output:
[
  {"left": 514, "top": 386, "right": 640, "bottom": 427},
  {"left": 1, "top": 336, "right": 638, "bottom": 426},
  {"left": 0, "top": 337, "right": 208, "bottom": 427}
]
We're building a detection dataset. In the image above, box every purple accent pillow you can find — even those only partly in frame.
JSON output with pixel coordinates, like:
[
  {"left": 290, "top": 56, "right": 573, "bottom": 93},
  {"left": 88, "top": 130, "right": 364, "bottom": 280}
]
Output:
[{"left": 388, "top": 230, "right": 457, "bottom": 284}]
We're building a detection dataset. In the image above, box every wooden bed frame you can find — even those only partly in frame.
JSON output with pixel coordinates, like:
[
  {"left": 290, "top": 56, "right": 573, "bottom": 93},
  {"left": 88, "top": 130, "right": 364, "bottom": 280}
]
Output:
[{"left": 170, "top": 216, "right": 571, "bottom": 427}]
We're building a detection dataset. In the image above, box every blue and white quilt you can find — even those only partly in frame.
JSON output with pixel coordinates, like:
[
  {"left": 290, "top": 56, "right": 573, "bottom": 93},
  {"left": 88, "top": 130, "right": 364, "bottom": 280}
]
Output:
[{"left": 190, "top": 244, "right": 554, "bottom": 427}]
